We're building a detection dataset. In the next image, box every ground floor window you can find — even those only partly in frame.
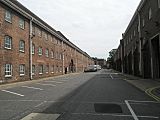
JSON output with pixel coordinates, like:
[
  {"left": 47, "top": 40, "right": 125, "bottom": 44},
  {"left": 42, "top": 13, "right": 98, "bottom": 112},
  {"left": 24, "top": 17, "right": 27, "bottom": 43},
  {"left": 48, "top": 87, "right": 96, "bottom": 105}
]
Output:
[
  {"left": 32, "top": 65, "right": 35, "bottom": 75},
  {"left": 5, "top": 64, "right": 12, "bottom": 77},
  {"left": 19, "top": 64, "right": 25, "bottom": 76},
  {"left": 39, "top": 65, "right": 43, "bottom": 74}
]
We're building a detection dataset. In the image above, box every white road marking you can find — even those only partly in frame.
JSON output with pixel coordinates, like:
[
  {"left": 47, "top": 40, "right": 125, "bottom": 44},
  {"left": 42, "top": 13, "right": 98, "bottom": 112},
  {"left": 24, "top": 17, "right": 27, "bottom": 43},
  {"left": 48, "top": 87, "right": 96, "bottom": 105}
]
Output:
[
  {"left": 110, "top": 74, "right": 114, "bottom": 79},
  {"left": 21, "top": 86, "right": 43, "bottom": 90},
  {"left": 125, "top": 100, "right": 139, "bottom": 120},
  {"left": 127, "top": 100, "right": 160, "bottom": 104},
  {"left": 36, "top": 83, "right": 56, "bottom": 87},
  {"left": 1, "top": 90, "right": 24, "bottom": 97},
  {"left": 44, "top": 81, "right": 63, "bottom": 84},
  {"left": 34, "top": 101, "right": 47, "bottom": 107}
]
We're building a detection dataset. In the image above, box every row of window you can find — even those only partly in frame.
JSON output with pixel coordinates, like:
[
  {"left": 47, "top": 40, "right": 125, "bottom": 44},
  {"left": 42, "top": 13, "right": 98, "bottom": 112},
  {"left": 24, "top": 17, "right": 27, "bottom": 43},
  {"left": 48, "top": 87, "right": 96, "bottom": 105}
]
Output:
[
  {"left": 5, "top": 64, "right": 63, "bottom": 77},
  {"left": 5, "top": 10, "right": 25, "bottom": 29},
  {"left": 4, "top": 35, "right": 62, "bottom": 59}
]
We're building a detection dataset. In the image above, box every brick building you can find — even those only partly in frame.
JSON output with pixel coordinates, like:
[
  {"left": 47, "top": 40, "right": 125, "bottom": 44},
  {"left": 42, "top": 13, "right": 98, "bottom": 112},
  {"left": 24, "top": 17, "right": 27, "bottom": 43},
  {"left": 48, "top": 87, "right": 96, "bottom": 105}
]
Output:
[
  {"left": 0, "top": 0, "right": 94, "bottom": 83},
  {"left": 113, "top": 0, "right": 160, "bottom": 79}
]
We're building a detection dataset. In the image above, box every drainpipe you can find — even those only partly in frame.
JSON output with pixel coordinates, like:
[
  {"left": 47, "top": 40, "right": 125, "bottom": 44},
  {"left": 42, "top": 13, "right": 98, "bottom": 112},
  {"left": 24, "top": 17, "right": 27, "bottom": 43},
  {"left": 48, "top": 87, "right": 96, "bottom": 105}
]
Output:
[{"left": 29, "top": 18, "right": 33, "bottom": 80}]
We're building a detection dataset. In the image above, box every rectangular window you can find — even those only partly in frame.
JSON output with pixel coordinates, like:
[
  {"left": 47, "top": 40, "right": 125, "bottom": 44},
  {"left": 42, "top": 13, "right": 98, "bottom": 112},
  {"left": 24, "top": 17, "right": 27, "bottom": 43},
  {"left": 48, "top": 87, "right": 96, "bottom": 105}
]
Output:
[
  {"left": 51, "top": 51, "right": 54, "bottom": 58},
  {"left": 32, "top": 65, "right": 35, "bottom": 75},
  {"left": 44, "top": 33, "right": 48, "bottom": 40},
  {"left": 37, "top": 28, "right": 42, "bottom": 37},
  {"left": 46, "top": 65, "right": 49, "bottom": 73},
  {"left": 149, "top": 8, "right": 152, "bottom": 20},
  {"left": 19, "top": 64, "right": 25, "bottom": 76},
  {"left": 5, "top": 64, "right": 12, "bottom": 77},
  {"left": 19, "top": 18, "right": 25, "bottom": 29},
  {"left": 39, "top": 65, "right": 43, "bottom": 74},
  {"left": 45, "top": 49, "right": 49, "bottom": 57},
  {"left": 19, "top": 40, "right": 25, "bottom": 52},
  {"left": 32, "top": 44, "right": 35, "bottom": 54},
  {"left": 4, "top": 36, "right": 12, "bottom": 49},
  {"left": 51, "top": 65, "right": 54, "bottom": 73},
  {"left": 38, "top": 47, "right": 43, "bottom": 56},
  {"left": 5, "top": 10, "right": 12, "bottom": 23},
  {"left": 158, "top": 0, "right": 160, "bottom": 8}
]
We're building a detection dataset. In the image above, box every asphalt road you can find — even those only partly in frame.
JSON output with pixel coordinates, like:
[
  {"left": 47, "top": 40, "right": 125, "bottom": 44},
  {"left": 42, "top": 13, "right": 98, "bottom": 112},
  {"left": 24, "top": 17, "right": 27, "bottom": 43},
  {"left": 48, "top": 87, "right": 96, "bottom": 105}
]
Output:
[{"left": 0, "top": 69, "right": 160, "bottom": 120}]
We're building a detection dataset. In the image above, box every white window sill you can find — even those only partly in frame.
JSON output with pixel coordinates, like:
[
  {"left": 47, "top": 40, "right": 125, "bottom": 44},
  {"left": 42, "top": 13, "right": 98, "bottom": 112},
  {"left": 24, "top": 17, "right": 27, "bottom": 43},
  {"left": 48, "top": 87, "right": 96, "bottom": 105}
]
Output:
[
  {"left": 19, "top": 50, "right": 25, "bottom": 53},
  {"left": 46, "top": 72, "right": 48, "bottom": 74},
  {"left": 51, "top": 72, "right": 54, "bottom": 74},
  {"left": 39, "top": 73, "right": 43, "bottom": 75},
  {"left": 5, "top": 75, "right": 12, "bottom": 78},
  {"left": 5, "top": 47, "right": 11, "bottom": 50},
  {"left": 20, "top": 74, "right": 25, "bottom": 76},
  {"left": 5, "top": 19, "right": 12, "bottom": 23}
]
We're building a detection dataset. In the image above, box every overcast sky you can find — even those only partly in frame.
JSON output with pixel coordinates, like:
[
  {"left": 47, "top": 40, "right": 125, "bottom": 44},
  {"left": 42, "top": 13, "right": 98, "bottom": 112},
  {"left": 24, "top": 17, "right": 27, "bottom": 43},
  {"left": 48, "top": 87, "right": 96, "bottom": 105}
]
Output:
[{"left": 18, "top": 0, "right": 140, "bottom": 59}]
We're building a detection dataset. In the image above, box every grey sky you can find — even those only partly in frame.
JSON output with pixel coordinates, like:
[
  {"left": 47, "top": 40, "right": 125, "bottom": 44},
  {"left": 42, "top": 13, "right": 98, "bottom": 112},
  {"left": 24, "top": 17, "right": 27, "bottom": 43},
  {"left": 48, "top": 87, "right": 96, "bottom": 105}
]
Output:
[{"left": 18, "top": 0, "right": 140, "bottom": 59}]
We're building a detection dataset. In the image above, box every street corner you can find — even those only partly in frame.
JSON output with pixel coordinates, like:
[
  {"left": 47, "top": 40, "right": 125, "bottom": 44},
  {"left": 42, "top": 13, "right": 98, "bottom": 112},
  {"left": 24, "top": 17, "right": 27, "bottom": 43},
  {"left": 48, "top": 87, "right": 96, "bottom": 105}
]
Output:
[{"left": 145, "top": 86, "right": 160, "bottom": 102}]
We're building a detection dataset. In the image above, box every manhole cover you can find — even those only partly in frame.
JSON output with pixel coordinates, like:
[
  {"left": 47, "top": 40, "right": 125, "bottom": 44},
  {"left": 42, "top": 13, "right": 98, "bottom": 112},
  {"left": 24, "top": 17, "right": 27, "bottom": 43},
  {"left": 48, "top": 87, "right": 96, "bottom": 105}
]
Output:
[{"left": 94, "top": 103, "right": 122, "bottom": 113}]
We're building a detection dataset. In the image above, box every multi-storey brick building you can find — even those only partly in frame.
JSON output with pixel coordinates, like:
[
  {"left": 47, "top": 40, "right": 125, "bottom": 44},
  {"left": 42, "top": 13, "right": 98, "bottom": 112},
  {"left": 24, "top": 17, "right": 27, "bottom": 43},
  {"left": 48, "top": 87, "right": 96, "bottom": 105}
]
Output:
[
  {"left": 0, "top": 0, "right": 94, "bottom": 83},
  {"left": 113, "top": 0, "right": 160, "bottom": 79}
]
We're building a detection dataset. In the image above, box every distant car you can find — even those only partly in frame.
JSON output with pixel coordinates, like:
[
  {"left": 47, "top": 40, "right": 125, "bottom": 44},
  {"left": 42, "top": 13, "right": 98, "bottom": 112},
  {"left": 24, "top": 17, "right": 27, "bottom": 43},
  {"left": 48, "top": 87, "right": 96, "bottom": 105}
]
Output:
[
  {"left": 84, "top": 65, "right": 97, "bottom": 72},
  {"left": 96, "top": 65, "right": 102, "bottom": 70}
]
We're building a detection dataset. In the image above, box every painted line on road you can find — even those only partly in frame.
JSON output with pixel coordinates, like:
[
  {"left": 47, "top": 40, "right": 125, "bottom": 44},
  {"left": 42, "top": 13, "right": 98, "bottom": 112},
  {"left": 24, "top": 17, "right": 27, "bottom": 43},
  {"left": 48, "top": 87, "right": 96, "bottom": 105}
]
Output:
[
  {"left": 1, "top": 90, "right": 24, "bottom": 97},
  {"left": 34, "top": 101, "right": 47, "bottom": 108},
  {"left": 36, "top": 83, "right": 56, "bottom": 87},
  {"left": 127, "top": 100, "right": 160, "bottom": 104},
  {"left": 44, "top": 81, "right": 63, "bottom": 84},
  {"left": 125, "top": 100, "right": 139, "bottom": 120},
  {"left": 72, "top": 113, "right": 159, "bottom": 119},
  {"left": 110, "top": 74, "right": 114, "bottom": 79},
  {"left": 145, "top": 87, "right": 160, "bottom": 102},
  {"left": 21, "top": 86, "right": 43, "bottom": 90}
]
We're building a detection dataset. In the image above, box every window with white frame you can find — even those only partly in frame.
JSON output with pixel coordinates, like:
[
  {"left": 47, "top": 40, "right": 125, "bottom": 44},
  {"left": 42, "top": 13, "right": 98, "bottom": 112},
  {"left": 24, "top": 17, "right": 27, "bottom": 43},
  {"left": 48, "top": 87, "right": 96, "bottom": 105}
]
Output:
[
  {"left": 19, "top": 40, "right": 25, "bottom": 52},
  {"left": 51, "top": 50, "right": 54, "bottom": 58},
  {"left": 37, "top": 28, "right": 42, "bottom": 37},
  {"left": 149, "top": 8, "right": 152, "bottom": 20},
  {"left": 38, "top": 47, "right": 43, "bottom": 56},
  {"left": 39, "top": 65, "right": 43, "bottom": 74},
  {"left": 158, "top": 0, "right": 160, "bottom": 8},
  {"left": 32, "top": 65, "right": 35, "bottom": 75},
  {"left": 19, "top": 18, "right": 25, "bottom": 29},
  {"left": 5, "top": 10, "right": 12, "bottom": 23},
  {"left": 5, "top": 64, "right": 12, "bottom": 77},
  {"left": 44, "top": 33, "right": 48, "bottom": 40},
  {"left": 46, "top": 65, "right": 49, "bottom": 73},
  {"left": 19, "top": 64, "right": 25, "bottom": 76},
  {"left": 4, "top": 36, "right": 12, "bottom": 49},
  {"left": 45, "top": 49, "right": 49, "bottom": 57},
  {"left": 32, "top": 44, "right": 35, "bottom": 54},
  {"left": 142, "top": 19, "right": 145, "bottom": 27},
  {"left": 51, "top": 65, "right": 54, "bottom": 73}
]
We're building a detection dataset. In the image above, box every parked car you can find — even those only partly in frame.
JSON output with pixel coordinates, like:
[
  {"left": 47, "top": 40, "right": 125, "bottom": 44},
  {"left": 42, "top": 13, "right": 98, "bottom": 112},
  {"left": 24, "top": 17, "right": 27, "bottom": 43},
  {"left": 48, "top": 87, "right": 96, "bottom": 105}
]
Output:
[
  {"left": 84, "top": 65, "right": 97, "bottom": 72},
  {"left": 96, "top": 65, "right": 102, "bottom": 70}
]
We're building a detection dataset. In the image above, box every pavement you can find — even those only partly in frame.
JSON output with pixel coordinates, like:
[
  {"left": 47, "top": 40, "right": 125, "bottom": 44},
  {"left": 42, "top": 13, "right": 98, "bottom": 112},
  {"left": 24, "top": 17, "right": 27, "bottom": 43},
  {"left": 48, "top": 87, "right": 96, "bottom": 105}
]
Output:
[{"left": 118, "top": 72, "right": 160, "bottom": 101}]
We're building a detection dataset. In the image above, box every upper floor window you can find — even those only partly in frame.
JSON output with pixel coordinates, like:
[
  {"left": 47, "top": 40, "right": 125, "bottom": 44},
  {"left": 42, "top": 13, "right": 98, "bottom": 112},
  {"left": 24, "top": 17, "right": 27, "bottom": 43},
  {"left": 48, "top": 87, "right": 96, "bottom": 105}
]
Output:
[
  {"left": 4, "top": 36, "right": 12, "bottom": 49},
  {"left": 149, "top": 8, "right": 152, "bottom": 20},
  {"left": 44, "top": 33, "right": 48, "bottom": 40},
  {"left": 19, "top": 40, "right": 25, "bottom": 52},
  {"left": 5, "top": 10, "right": 12, "bottom": 23},
  {"left": 37, "top": 28, "right": 42, "bottom": 37},
  {"left": 19, "top": 64, "right": 25, "bottom": 76},
  {"left": 19, "top": 18, "right": 25, "bottom": 29},
  {"left": 5, "top": 64, "right": 12, "bottom": 77},
  {"left": 45, "top": 49, "right": 49, "bottom": 57},
  {"left": 142, "top": 18, "right": 145, "bottom": 27},
  {"left": 38, "top": 47, "right": 43, "bottom": 56},
  {"left": 158, "top": 0, "right": 160, "bottom": 8},
  {"left": 51, "top": 50, "right": 54, "bottom": 58},
  {"left": 32, "top": 44, "right": 35, "bottom": 54}
]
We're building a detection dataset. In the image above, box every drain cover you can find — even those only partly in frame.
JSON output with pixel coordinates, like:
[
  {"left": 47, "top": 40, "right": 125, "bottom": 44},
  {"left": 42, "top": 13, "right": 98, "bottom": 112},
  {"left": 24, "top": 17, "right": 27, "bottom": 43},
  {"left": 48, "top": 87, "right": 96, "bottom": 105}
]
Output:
[{"left": 94, "top": 103, "right": 122, "bottom": 113}]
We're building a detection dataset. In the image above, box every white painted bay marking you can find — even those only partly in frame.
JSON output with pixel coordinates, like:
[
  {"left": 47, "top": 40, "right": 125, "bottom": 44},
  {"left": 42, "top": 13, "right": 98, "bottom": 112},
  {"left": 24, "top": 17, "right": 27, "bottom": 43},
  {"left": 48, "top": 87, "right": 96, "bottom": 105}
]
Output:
[
  {"left": 21, "top": 86, "right": 43, "bottom": 90},
  {"left": 44, "top": 81, "right": 63, "bottom": 84},
  {"left": 110, "top": 74, "right": 114, "bottom": 79},
  {"left": 34, "top": 101, "right": 47, "bottom": 108},
  {"left": 125, "top": 100, "right": 139, "bottom": 120},
  {"left": 1, "top": 90, "right": 24, "bottom": 97},
  {"left": 36, "top": 83, "right": 56, "bottom": 87}
]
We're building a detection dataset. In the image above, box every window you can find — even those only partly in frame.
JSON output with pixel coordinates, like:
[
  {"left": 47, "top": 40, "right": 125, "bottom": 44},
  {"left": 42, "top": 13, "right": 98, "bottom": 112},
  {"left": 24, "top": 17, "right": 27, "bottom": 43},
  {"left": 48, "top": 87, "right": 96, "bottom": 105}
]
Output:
[
  {"left": 39, "top": 65, "right": 43, "bottom": 74},
  {"left": 37, "top": 28, "right": 42, "bottom": 37},
  {"left": 134, "top": 30, "right": 136, "bottom": 36},
  {"left": 149, "top": 8, "right": 152, "bottom": 20},
  {"left": 51, "top": 65, "right": 54, "bottom": 73},
  {"left": 19, "top": 18, "right": 25, "bottom": 29},
  {"left": 46, "top": 65, "right": 49, "bottom": 73},
  {"left": 5, "top": 10, "right": 12, "bottom": 23},
  {"left": 19, "top": 40, "right": 25, "bottom": 52},
  {"left": 45, "top": 49, "right": 49, "bottom": 57},
  {"left": 44, "top": 33, "right": 48, "bottom": 40},
  {"left": 32, "top": 65, "right": 35, "bottom": 75},
  {"left": 4, "top": 36, "right": 12, "bottom": 49},
  {"left": 32, "top": 44, "right": 35, "bottom": 54},
  {"left": 51, "top": 50, "right": 54, "bottom": 58},
  {"left": 19, "top": 64, "right": 25, "bottom": 76},
  {"left": 5, "top": 64, "right": 12, "bottom": 77},
  {"left": 38, "top": 47, "right": 43, "bottom": 56},
  {"left": 158, "top": 0, "right": 160, "bottom": 8},
  {"left": 142, "top": 19, "right": 145, "bottom": 27}
]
